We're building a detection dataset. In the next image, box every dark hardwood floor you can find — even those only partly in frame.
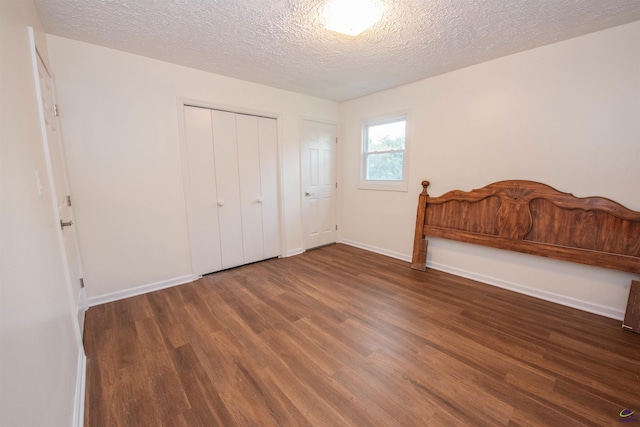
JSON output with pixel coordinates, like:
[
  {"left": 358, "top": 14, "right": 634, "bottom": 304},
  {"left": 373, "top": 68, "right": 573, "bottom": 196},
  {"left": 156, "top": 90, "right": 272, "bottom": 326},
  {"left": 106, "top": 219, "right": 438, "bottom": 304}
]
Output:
[{"left": 84, "top": 244, "right": 640, "bottom": 426}]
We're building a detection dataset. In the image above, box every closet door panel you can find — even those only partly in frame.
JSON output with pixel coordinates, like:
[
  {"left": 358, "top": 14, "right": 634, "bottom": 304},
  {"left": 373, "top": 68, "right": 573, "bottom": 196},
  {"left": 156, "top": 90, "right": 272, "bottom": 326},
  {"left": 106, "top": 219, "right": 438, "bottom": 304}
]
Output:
[
  {"left": 258, "top": 117, "right": 281, "bottom": 258},
  {"left": 211, "top": 110, "right": 244, "bottom": 269},
  {"left": 183, "top": 106, "right": 222, "bottom": 275},
  {"left": 236, "top": 114, "right": 264, "bottom": 264}
]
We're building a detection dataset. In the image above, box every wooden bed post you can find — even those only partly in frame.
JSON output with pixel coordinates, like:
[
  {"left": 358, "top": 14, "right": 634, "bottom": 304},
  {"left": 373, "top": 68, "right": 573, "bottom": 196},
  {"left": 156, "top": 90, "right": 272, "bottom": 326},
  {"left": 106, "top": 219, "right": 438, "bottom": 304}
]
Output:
[
  {"left": 623, "top": 280, "right": 640, "bottom": 334},
  {"left": 411, "top": 180, "right": 430, "bottom": 271}
]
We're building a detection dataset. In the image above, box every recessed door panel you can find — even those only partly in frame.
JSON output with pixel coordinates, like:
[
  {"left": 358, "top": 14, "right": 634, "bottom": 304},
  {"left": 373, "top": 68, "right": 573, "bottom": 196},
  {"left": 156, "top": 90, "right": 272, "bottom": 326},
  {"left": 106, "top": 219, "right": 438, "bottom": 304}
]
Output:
[
  {"left": 308, "top": 198, "right": 319, "bottom": 236},
  {"left": 321, "top": 196, "right": 333, "bottom": 233}
]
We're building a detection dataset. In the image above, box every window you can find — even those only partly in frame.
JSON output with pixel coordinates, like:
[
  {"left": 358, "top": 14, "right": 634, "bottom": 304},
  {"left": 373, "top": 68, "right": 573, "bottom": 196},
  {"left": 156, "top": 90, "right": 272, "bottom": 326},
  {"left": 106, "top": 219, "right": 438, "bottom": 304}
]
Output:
[{"left": 360, "top": 114, "right": 409, "bottom": 191}]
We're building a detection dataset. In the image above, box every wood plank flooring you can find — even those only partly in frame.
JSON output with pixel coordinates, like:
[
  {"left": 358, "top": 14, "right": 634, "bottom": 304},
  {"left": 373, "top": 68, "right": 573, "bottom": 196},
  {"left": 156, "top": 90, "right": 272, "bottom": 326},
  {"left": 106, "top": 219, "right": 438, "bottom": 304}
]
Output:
[{"left": 84, "top": 244, "right": 640, "bottom": 426}]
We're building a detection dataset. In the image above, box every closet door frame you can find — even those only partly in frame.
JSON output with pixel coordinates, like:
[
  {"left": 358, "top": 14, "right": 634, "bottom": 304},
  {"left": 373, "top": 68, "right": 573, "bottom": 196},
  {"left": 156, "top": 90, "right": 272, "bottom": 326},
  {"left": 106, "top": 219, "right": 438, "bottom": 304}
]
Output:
[{"left": 177, "top": 97, "right": 284, "bottom": 278}]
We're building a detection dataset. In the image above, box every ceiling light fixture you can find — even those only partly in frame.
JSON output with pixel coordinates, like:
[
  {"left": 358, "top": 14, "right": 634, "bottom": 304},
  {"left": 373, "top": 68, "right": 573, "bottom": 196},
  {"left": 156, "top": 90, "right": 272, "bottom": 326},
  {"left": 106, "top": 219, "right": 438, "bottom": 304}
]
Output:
[{"left": 322, "top": 0, "right": 385, "bottom": 36}]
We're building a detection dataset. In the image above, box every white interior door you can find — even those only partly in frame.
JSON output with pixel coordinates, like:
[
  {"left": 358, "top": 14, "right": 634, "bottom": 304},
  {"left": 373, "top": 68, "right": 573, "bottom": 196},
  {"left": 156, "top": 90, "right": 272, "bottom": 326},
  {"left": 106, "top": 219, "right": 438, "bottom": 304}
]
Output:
[
  {"left": 183, "top": 106, "right": 281, "bottom": 275},
  {"left": 211, "top": 110, "right": 245, "bottom": 269},
  {"left": 301, "top": 120, "right": 337, "bottom": 250},
  {"left": 33, "top": 49, "right": 87, "bottom": 334},
  {"left": 183, "top": 106, "right": 223, "bottom": 276},
  {"left": 258, "top": 118, "right": 281, "bottom": 258},
  {"left": 236, "top": 114, "right": 265, "bottom": 264}
]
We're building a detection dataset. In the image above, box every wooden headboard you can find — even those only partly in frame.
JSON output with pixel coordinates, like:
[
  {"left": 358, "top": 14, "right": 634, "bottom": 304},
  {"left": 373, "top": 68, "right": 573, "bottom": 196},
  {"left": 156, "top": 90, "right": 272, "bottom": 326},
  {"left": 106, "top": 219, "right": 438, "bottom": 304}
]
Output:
[{"left": 411, "top": 180, "right": 640, "bottom": 275}]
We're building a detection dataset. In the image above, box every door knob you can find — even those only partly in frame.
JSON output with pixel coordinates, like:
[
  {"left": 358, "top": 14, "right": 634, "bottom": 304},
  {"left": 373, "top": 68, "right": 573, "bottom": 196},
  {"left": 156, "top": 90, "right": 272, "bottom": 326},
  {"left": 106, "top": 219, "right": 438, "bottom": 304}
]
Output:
[
  {"left": 217, "top": 200, "right": 225, "bottom": 207},
  {"left": 60, "top": 219, "right": 73, "bottom": 230},
  {"left": 257, "top": 197, "right": 263, "bottom": 204},
  {"left": 304, "top": 192, "right": 310, "bottom": 196}
]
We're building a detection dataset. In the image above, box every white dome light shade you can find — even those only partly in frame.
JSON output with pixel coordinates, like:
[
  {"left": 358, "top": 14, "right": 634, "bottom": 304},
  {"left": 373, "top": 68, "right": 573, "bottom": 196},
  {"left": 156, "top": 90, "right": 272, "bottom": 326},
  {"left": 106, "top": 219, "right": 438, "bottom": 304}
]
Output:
[{"left": 322, "top": 0, "right": 386, "bottom": 36}]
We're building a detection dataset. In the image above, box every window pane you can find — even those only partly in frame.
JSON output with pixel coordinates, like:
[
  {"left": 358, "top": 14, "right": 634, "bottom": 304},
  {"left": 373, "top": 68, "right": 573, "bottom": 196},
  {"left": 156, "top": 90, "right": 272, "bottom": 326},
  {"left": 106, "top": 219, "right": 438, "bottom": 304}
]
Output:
[
  {"left": 367, "top": 120, "right": 406, "bottom": 152},
  {"left": 366, "top": 152, "right": 404, "bottom": 180}
]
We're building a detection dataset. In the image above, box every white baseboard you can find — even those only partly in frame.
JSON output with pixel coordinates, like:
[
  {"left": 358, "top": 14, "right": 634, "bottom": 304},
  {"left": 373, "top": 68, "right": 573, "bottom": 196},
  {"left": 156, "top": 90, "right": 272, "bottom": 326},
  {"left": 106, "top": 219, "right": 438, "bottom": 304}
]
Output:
[
  {"left": 427, "top": 260, "right": 624, "bottom": 320},
  {"left": 340, "top": 239, "right": 412, "bottom": 262},
  {"left": 339, "top": 239, "right": 624, "bottom": 320},
  {"left": 88, "top": 274, "right": 196, "bottom": 307},
  {"left": 285, "top": 247, "right": 304, "bottom": 257},
  {"left": 73, "top": 348, "right": 86, "bottom": 427}
]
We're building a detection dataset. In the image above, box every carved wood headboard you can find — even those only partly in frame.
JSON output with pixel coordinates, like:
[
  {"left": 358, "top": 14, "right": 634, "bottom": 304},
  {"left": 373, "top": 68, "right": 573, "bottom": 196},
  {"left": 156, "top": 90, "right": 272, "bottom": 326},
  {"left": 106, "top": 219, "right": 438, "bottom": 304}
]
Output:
[{"left": 411, "top": 180, "right": 640, "bottom": 275}]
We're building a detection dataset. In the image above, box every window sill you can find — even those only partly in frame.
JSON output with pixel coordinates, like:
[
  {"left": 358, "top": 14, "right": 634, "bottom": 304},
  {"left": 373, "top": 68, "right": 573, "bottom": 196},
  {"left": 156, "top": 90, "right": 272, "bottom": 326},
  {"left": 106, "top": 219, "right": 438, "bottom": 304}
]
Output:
[{"left": 358, "top": 180, "right": 408, "bottom": 192}]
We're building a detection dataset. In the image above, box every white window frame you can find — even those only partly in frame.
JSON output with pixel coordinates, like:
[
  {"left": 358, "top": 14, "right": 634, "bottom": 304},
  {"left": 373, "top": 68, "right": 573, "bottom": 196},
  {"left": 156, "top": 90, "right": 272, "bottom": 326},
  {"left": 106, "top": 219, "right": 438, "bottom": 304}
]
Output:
[{"left": 359, "top": 113, "right": 410, "bottom": 192}]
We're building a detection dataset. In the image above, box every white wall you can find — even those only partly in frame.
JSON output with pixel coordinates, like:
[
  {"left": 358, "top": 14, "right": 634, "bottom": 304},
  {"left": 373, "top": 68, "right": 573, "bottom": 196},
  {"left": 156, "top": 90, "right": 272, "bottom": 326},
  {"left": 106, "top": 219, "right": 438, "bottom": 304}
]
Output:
[
  {"left": 0, "top": 1, "right": 83, "bottom": 426},
  {"left": 46, "top": 35, "right": 339, "bottom": 300},
  {"left": 339, "top": 21, "right": 640, "bottom": 319}
]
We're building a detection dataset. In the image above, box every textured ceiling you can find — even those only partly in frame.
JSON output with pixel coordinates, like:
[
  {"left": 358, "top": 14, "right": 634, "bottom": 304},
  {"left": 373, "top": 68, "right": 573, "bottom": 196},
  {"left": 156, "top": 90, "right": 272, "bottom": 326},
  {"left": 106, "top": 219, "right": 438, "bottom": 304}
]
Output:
[{"left": 34, "top": 0, "right": 640, "bottom": 101}]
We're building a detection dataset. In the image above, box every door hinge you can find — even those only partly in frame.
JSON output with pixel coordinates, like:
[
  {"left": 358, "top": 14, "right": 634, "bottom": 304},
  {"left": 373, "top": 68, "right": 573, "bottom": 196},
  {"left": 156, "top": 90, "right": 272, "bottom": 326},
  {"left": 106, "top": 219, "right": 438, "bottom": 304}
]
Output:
[
  {"left": 79, "top": 278, "right": 85, "bottom": 288},
  {"left": 66, "top": 195, "right": 72, "bottom": 207},
  {"left": 335, "top": 137, "right": 338, "bottom": 144},
  {"left": 53, "top": 104, "right": 59, "bottom": 117},
  {"left": 335, "top": 182, "right": 338, "bottom": 189},
  {"left": 335, "top": 225, "right": 338, "bottom": 231}
]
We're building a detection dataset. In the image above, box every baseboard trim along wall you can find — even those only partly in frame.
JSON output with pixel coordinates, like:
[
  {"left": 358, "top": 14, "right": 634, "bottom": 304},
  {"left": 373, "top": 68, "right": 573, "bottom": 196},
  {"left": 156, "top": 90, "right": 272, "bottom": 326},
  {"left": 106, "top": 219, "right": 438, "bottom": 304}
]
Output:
[
  {"left": 339, "top": 239, "right": 624, "bottom": 320},
  {"left": 73, "top": 349, "right": 86, "bottom": 427},
  {"left": 86, "top": 241, "right": 625, "bottom": 320},
  {"left": 285, "top": 247, "right": 305, "bottom": 257},
  {"left": 427, "top": 260, "right": 624, "bottom": 320},
  {"left": 87, "top": 274, "right": 196, "bottom": 307},
  {"left": 340, "top": 239, "right": 412, "bottom": 263}
]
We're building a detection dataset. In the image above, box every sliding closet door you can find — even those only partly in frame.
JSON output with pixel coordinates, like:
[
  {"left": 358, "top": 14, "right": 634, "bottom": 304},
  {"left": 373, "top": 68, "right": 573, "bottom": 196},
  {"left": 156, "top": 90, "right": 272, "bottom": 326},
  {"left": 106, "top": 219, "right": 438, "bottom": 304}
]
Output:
[
  {"left": 211, "top": 110, "right": 244, "bottom": 269},
  {"left": 183, "top": 106, "right": 223, "bottom": 275}
]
